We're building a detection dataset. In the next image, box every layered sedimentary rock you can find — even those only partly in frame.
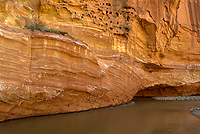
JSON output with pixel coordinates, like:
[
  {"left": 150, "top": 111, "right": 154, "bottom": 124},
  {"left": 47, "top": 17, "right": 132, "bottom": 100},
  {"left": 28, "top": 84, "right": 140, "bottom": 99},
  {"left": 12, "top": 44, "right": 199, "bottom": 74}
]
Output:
[{"left": 0, "top": 0, "right": 199, "bottom": 121}]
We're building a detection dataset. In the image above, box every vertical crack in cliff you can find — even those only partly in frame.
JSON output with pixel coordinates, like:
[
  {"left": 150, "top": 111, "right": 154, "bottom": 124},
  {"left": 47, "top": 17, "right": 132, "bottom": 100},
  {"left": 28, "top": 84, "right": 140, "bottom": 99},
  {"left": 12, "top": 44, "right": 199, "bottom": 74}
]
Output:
[{"left": 146, "top": 10, "right": 156, "bottom": 23}]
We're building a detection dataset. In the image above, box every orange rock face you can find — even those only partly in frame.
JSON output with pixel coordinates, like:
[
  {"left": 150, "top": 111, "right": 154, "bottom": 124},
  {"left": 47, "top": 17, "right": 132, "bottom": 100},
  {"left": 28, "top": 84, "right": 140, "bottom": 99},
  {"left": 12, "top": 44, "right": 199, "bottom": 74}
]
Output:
[{"left": 0, "top": 0, "right": 199, "bottom": 121}]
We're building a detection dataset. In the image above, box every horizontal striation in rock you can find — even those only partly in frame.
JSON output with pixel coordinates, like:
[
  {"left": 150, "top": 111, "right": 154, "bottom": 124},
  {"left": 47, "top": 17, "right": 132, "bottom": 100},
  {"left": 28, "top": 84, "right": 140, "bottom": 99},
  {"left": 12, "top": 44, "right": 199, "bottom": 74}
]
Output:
[
  {"left": 0, "top": 0, "right": 200, "bottom": 121},
  {"left": 0, "top": 24, "right": 141, "bottom": 122}
]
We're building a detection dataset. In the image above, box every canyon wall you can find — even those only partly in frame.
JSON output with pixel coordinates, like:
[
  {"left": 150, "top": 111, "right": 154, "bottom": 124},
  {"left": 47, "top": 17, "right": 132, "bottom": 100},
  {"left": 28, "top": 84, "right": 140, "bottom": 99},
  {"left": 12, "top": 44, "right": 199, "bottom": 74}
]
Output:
[{"left": 0, "top": 0, "right": 199, "bottom": 121}]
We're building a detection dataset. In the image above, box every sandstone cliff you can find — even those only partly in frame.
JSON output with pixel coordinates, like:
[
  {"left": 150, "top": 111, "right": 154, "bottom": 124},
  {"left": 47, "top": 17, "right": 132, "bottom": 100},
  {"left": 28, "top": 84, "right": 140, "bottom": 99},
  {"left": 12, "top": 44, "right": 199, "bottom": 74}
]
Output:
[{"left": 0, "top": 0, "right": 199, "bottom": 121}]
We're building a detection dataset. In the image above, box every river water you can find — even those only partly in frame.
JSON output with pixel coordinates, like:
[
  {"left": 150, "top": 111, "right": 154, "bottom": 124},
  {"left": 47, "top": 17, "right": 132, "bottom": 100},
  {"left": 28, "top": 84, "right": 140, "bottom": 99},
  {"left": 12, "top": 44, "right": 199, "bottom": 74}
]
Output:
[{"left": 0, "top": 99, "right": 200, "bottom": 134}]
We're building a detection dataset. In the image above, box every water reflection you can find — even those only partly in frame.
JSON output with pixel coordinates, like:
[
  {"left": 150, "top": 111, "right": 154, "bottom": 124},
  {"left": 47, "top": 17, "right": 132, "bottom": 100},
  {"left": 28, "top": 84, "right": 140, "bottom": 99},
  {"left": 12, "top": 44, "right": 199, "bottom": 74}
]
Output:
[{"left": 0, "top": 99, "right": 200, "bottom": 134}]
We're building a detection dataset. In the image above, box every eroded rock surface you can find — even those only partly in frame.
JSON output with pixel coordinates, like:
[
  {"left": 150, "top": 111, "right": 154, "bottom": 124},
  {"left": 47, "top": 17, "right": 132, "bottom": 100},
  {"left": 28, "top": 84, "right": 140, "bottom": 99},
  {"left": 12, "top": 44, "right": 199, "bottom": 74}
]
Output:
[{"left": 0, "top": 0, "right": 200, "bottom": 121}]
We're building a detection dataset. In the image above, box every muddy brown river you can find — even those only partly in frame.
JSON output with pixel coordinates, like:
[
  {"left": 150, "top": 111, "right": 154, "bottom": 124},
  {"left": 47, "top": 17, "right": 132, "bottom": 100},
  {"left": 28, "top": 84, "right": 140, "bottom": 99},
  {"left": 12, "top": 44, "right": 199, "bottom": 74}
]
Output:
[{"left": 0, "top": 98, "right": 200, "bottom": 134}]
